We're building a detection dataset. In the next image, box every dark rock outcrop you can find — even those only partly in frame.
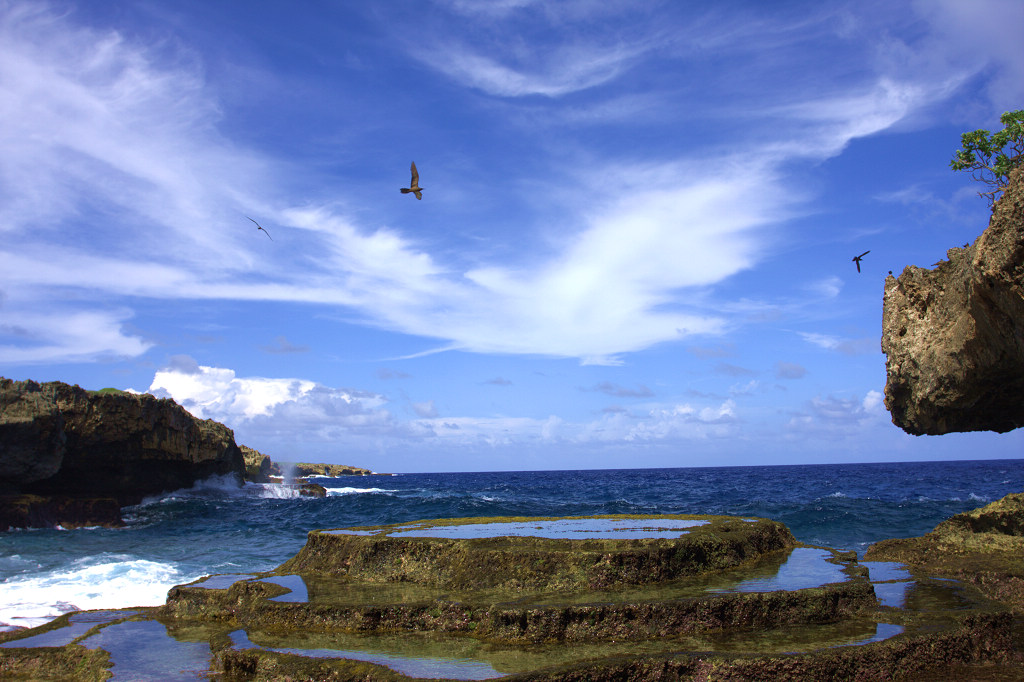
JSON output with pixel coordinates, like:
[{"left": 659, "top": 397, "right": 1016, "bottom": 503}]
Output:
[
  {"left": 0, "top": 494, "right": 124, "bottom": 530},
  {"left": 297, "top": 483, "right": 327, "bottom": 497},
  {"left": 881, "top": 168, "right": 1024, "bottom": 435},
  {"left": 240, "top": 445, "right": 273, "bottom": 483},
  {"left": 0, "top": 378, "right": 246, "bottom": 529}
]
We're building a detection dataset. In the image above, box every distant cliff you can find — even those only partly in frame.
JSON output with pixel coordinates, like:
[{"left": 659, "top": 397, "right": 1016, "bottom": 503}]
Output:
[
  {"left": 881, "top": 168, "right": 1024, "bottom": 435},
  {"left": 273, "top": 461, "right": 375, "bottom": 478},
  {"left": 0, "top": 378, "right": 245, "bottom": 529}
]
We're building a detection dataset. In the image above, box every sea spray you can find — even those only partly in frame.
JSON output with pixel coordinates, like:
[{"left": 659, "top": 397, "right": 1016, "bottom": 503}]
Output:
[
  {"left": 0, "top": 556, "right": 193, "bottom": 630},
  {"left": 1, "top": 460, "right": 1021, "bottom": 631}
]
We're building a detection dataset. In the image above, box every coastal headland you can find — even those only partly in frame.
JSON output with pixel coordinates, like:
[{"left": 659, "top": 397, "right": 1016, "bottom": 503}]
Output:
[{"left": 0, "top": 379, "right": 376, "bottom": 530}]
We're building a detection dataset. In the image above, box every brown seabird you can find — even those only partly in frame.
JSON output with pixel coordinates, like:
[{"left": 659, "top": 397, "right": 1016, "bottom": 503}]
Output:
[{"left": 400, "top": 162, "right": 423, "bottom": 200}]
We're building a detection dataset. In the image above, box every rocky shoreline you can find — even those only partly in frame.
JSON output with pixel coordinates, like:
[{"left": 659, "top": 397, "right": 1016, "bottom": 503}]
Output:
[
  {"left": 2, "top": 505, "right": 1023, "bottom": 680},
  {"left": 0, "top": 378, "right": 376, "bottom": 530}
]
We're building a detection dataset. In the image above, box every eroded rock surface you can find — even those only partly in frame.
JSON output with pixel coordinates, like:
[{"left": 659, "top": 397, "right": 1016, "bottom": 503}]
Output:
[
  {"left": 0, "top": 378, "right": 245, "bottom": 528},
  {"left": 4, "top": 513, "right": 1020, "bottom": 680},
  {"left": 881, "top": 168, "right": 1024, "bottom": 435},
  {"left": 241, "top": 445, "right": 273, "bottom": 483},
  {"left": 866, "top": 491, "right": 1024, "bottom": 612}
]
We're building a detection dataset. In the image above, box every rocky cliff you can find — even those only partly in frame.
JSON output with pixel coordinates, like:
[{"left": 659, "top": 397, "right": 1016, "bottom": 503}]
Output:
[
  {"left": 272, "top": 461, "right": 375, "bottom": 478},
  {"left": 881, "top": 168, "right": 1024, "bottom": 435},
  {"left": 0, "top": 378, "right": 246, "bottom": 528}
]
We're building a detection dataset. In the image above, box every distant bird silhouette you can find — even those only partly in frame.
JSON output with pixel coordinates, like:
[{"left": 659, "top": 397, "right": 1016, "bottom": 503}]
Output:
[
  {"left": 400, "top": 162, "right": 423, "bottom": 200},
  {"left": 247, "top": 216, "right": 273, "bottom": 240},
  {"left": 852, "top": 250, "right": 869, "bottom": 273}
]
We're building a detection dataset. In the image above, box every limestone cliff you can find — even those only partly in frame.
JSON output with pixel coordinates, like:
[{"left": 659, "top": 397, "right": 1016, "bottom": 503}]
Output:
[
  {"left": 240, "top": 445, "right": 273, "bottom": 483},
  {"left": 881, "top": 168, "right": 1024, "bottom": 435},
  {"left": 0, "top": 378, "right": 245, "bottom": 527},
  {"left": 273, "top": 461, "right": 375, "bottom": 478}
]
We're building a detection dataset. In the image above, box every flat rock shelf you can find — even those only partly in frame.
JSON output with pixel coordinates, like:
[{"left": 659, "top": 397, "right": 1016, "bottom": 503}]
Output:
[{"left": 1, "top": 514, "right": 1016, "bottom": 680}]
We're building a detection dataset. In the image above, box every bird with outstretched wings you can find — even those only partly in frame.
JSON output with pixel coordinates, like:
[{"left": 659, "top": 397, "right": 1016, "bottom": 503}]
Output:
[
  {"left": 247, "top": 216, "right": 273, "bottom": 240},
  {"left": 852, "top": 250, "right": 869, "bottom": 272},
  {"left": 400, "top": 162, "right": 423, "bottom": 200}
]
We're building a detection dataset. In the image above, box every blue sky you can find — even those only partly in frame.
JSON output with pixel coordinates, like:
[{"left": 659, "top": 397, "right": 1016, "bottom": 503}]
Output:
[{"left": 1, "top": 0, "right": 1022, "bottom": 473}]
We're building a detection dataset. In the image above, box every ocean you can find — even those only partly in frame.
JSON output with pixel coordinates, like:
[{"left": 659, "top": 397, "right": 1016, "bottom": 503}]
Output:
[{"left": 1, "top": 458, "right": 1021, "bottom": 632}]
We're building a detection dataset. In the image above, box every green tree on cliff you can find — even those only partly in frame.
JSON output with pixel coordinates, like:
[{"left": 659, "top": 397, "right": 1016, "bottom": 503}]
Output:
[{"left": 950, "top": 109, "right": 1024, "bottom": 208}]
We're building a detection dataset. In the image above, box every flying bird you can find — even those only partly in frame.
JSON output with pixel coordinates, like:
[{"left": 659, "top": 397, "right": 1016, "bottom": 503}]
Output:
[
  {"left": 247, "top": 216, "right": 273, "bottom": 240},
  {"left": 400, "top": 162, "right": 423, "bottom": 200},
  {"left": 852, "top": 250, "right": 869, "bottom": 273}
]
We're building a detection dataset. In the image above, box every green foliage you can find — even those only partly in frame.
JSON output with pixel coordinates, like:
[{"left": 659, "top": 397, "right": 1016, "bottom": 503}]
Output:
[{"left": 950, "top": 109, "right": 1024, "bottom": 208}]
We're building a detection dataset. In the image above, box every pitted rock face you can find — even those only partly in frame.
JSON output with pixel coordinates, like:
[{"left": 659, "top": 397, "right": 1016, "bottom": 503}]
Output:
[
  {"left": 881, "top": 168, "right": 1024, "bottom": 435},
  {"left": 0, "top": 377, "right": 245, "bottom": 504}
]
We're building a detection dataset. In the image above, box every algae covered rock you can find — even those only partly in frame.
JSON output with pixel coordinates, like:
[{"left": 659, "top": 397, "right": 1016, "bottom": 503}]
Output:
[
  {"left": 865, "top": 491, "right": 1024, "bottom": 611},
  {"left": 278, "top": 514, "right": 797, "bottom": 591}
]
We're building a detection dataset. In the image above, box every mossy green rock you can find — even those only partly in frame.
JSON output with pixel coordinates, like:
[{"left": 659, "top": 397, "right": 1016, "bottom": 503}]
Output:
[
  {"left": 278, "top": 514, "right": 795, "bottom": 591},
  {"left": 866, "top": 492, "right": 1024, "bottom": 611}
]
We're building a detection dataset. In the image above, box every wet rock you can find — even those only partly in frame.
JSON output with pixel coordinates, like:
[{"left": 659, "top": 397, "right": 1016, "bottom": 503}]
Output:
[
  {"left": 0, "top": 494, "right": 124, "bottom": 531},
  {"left": 881, "top": 168, "right": 1024, "bottom": 435},
  {"left": 865, "top": 492, "right": 1024, "bottom": 611},
  {"left": 7, "top": 513, "right": 1022, "bottom": 679},
  {"left": 278, "top": 515, "right": 797, "bottom": 591},
  {"left": 0, "top": 377, "right": 246, "bottom": 529},
  {"left": 240, "top": 445, "right": 273, "bottom": 483},
  {"left": 298, "top": 483, "right": 327, "bottom": 498}
]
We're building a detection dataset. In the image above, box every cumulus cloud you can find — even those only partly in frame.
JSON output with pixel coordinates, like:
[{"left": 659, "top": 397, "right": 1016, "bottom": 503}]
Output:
[
  {"left": 624, "top": 400, "right": 737, "bottom": 441},
  {"left": 148, "top": 361, "right": 386, "bottom": 429},
  {"left": 785, "top": 389, "right": 888, "bottom": 438}
]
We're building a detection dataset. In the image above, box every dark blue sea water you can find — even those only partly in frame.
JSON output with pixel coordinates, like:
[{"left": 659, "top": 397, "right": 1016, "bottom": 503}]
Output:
[{"left": 2, "top": 459, "right": 1021, "bottom": 630}]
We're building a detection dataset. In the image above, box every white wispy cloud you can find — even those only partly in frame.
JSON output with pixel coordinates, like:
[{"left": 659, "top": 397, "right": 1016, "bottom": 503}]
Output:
[
  {"left": 0, "top": 306, "right": 150, "bottom": 364},
  {"left": 0, "top": 1, "right": 1011, "bottom": 370},
  {"left": 799, "top": 332, "right": 876, "bottom": 355}
]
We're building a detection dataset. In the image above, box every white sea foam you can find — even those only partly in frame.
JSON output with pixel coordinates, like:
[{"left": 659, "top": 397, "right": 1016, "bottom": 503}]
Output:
[
  {"left": 325, "top": 487, "right": 395, "bottom": 496},
  {"left": 137, "top": 473, "right": 245, "bottom": 506},
  {"left": 247, "top": 483, "right": 303, "bottom": 499},
  {"left": 0, "top": 556, "right": 197, "bottom": 630}
]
